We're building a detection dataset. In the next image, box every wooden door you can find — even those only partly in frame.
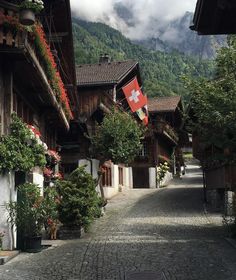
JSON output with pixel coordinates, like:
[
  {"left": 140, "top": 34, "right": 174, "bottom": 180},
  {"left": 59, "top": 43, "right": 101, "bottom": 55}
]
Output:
[{"left": 133, "top": 167, "right": 149, "bottom": 188}]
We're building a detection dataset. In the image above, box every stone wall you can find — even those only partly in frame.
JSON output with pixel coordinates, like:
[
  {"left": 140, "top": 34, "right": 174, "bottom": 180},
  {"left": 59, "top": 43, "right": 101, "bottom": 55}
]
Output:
[{"left": 0, "top": 172, "right": 16, "bottom": 250}]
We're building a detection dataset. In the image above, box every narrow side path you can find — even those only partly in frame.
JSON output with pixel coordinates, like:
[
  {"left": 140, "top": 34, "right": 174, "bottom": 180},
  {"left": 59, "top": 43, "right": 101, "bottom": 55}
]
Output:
[{"left": 0, "top": 164, "right": 236, "bottom": 280}]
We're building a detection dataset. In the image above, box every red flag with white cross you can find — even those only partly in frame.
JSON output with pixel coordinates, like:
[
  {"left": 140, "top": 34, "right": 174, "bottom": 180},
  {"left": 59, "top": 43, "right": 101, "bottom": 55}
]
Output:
[{"left": 122, "top": 77, "right": 147, "bottom": 112}]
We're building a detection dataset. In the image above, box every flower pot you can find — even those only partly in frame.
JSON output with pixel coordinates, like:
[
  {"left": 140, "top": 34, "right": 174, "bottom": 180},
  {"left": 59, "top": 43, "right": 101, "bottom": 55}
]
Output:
[
  {"left": 19, "top": 9, "right": 36, "bottom": 26},
  {"left": 23, "top": 235, "right": 42, "bottom": 252}
]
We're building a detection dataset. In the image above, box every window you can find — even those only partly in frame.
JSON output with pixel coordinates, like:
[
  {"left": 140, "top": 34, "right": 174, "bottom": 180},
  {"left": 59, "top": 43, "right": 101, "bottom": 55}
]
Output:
[
  {"left": 13, "top": 93, "right": 33, "bottom": 124},
  {"left": 139, "top": 142, "right": 148, "bottom": 157},
  {"left": 102, "top": 166, "right": 112, "bottom": 187}
]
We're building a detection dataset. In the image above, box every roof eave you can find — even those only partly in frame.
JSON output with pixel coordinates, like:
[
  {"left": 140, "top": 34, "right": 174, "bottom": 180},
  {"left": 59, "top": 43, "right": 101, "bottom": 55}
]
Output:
[
  {"left": 116, "top": 61, "right": 139, "bottom": 85},
  {"left": 77, "top": 81, "right": 117, "bottom": 88}
]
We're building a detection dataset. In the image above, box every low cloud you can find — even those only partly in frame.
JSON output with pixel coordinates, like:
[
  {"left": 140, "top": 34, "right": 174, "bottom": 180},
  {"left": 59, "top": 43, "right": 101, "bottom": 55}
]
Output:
[{"left": 70, "top": 0, "right": 197, "bottom": 41}]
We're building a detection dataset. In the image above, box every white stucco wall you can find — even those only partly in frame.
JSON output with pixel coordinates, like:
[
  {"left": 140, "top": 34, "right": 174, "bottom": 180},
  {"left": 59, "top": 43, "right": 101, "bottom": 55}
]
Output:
[
  {"left": 0, "top": 172, "right": 17, "bottom": 250},
  {"left": 113, "top": 164, "right": 119, "bottom": 189},
  {"left": 124, "top": 167, "right": 133, "bottom": 189},
  {"left": 103, "top": 164, "right": 119, "bottom": 199},
  {"left": 149, "top": 167, "right": 156, "bottom": 189},
  {"left": 92, "top": 159, "right": 99, "bottom": 180},
  {"left": 129, "top": 167, "right": 133, "bottom": 189},
  {"left": 31, "top": 168, "right": 44, "bottom": 195},
  {"left": 78, "top": 159, "right": 91, "bottom": 174},
  {"left": 124, "top": 167, "right": 130, "bottom": 189}
]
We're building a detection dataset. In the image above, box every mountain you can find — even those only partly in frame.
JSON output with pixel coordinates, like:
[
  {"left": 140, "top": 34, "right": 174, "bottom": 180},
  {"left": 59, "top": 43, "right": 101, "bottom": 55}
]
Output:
[
  {"left": 113, "top": 3, "right": 226, "bottom": 59},
  {"left": 72, "top": 18, "right": 214, "bottom": 100},
  {"left": 133, "top": 12, "right": 226, "bottom": 59},
  {"left": 115, "top": 7, "right": 226, "bottom": 60}
]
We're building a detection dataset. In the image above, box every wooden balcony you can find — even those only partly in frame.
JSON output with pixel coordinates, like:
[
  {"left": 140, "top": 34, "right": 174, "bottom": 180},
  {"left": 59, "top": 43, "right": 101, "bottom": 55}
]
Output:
[
  {"left": 153, "top": 120, "right": 179, "bottom": 145},
  {"left": 0, "top": 3, "right": 71, "bottom": 130}
]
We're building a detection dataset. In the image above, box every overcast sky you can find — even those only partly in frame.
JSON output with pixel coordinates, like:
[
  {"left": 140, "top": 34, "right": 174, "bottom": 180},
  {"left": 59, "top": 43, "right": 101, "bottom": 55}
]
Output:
[{"left": 70, "top": 0, "right": 197, "bottom": 40}]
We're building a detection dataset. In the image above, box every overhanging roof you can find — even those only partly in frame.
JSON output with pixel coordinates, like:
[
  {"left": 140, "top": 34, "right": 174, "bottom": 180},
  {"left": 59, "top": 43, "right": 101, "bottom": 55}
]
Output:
[
  {"left": 191, "top": 0, "right": 236, "bottom": 35},
  {"left": 76, "top": 60, "right": 138, "bottom": 87},
  {"left": 148, "top": 96, "right": 181, "bottom": 113}
]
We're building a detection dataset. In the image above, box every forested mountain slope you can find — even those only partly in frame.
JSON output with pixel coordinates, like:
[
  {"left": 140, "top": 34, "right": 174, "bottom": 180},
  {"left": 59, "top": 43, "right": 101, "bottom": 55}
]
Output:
[{"left": 73, "top": 19, "right": 214, "bottom": 99}]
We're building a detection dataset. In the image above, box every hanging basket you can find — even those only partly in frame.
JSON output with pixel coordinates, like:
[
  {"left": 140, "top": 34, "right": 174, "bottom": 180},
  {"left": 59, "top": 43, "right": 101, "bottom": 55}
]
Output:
[{"left": 19, "top": 9, "right": 36, "bottom": 26}]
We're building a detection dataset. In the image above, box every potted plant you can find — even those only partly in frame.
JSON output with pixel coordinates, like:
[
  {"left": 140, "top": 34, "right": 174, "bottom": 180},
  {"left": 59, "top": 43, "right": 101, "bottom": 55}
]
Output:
[
  {"left": 7, "top": 183, "right": 45, "bottom": 252},
  {"left": 56, "top": 166, "right": 102, "bottom": 239},
  {"left": 19, "top": 0, "right": 44, "bottom": 26}
]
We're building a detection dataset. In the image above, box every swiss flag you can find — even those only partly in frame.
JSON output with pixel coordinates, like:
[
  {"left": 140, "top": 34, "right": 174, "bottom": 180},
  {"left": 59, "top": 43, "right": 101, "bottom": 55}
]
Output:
[{"left": 122, "top": 77, "right": 147, "bottom": 112}]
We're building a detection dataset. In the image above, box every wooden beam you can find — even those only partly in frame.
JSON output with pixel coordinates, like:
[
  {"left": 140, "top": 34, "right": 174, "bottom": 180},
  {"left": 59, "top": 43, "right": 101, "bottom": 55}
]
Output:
[
  {"left": 3, "top": 61, "right": 13, "bottom": 135},
  {"left": 1, "top": 1, "right": 18, "bottom": 11}
]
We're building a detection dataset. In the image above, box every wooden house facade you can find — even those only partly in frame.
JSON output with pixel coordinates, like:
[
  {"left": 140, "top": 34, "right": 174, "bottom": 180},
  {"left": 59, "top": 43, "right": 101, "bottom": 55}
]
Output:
[
  {"left": 60, "top": 57, "right": 143, "bottom": 198},
  {"left": 132, "top": 96, "right": 184, "bottom": 188},
  {"left": 0, "top": 0, "right": 77, "bottom": 250}
]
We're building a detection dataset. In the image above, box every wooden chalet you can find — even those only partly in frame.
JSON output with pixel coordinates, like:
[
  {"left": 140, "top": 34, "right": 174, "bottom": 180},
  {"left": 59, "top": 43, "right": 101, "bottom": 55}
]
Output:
[
  {"left": 60, "top": 56, "right": 143, "bottom": 198},
  {"left": 191, "top": 0, "right": 236, "bottom": 35},
  {"left": 0, "top": 0, "right": 77, "bottom": 250},
  {"left": 132, "top": 96, "right": 184, "bottom": 188}
]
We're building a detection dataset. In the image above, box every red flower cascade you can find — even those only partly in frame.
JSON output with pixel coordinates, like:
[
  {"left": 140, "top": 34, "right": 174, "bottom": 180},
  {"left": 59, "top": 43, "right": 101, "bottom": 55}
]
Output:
[{"left": 33, "top": 24, "right": 73, "bottom": 120}]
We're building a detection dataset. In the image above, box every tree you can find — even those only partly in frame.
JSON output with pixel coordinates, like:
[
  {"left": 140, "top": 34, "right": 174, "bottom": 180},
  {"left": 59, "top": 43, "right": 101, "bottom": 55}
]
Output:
[
  {"left": 187, "top": 35, "right": 236, "bottom": 155},
  {"left": 91, "top": 109, "right": 145, "bottom": 198}
]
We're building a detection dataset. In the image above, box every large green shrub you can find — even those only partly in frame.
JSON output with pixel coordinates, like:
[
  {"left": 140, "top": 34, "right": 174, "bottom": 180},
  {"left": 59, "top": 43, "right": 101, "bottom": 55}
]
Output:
[
  {"left": 43, "top": 187, "right": 59, "bottom": 225},
  {"left": 56, "top": 166, "right": 102, "bottom": 230},
  {"left": 0, "top": 114, "right": 46, "bottom": 172}
]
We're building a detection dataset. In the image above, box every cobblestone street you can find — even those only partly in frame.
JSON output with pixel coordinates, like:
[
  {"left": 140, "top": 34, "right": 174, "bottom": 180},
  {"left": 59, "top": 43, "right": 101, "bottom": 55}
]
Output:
[{"left": 1, "top": 164, "right": 236, "bottom": 280}]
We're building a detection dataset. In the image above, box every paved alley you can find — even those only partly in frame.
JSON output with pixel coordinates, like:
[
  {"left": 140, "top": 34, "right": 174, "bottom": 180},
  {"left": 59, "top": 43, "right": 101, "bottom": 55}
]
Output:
[{"left": 0, "top": 164, "right": 236, "bottom": 280}]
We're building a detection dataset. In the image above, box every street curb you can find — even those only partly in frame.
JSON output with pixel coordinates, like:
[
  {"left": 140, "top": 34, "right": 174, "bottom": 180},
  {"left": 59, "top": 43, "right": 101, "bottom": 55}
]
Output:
[
  {"left": 0, "top": 250, "right": 20, "bottom": 265},
  {"left": 203, "top": 204, "right": 236, "bottom": 251}
]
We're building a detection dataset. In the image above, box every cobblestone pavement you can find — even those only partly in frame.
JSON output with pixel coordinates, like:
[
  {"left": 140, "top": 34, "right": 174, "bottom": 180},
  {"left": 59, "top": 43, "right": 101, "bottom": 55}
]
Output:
[{"left": 1, "top": 164, "right": 236, "bottom": 280}]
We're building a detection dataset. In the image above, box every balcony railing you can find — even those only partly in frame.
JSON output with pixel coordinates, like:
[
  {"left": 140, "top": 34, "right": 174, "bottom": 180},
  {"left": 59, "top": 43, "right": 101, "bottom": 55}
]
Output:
[
  {"left": 154, "top": 120, "right": 179, "bottom": 144},
  {"left": 0, "top": 3, "right": 72, "bottom": 130}
]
